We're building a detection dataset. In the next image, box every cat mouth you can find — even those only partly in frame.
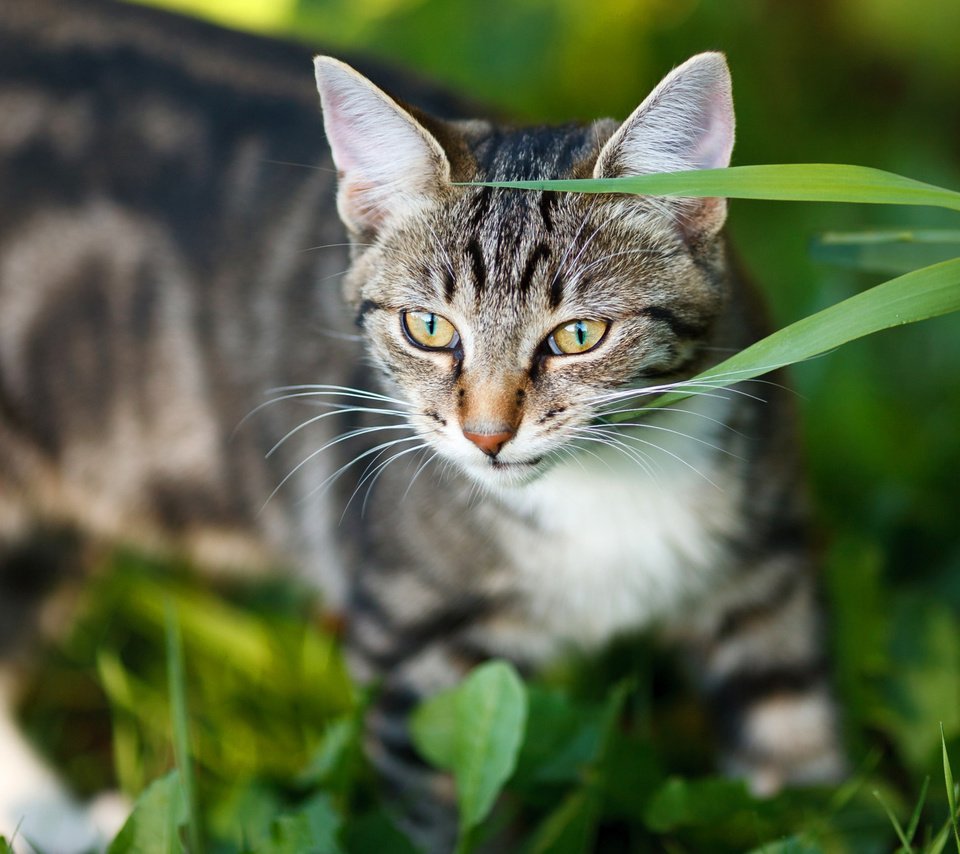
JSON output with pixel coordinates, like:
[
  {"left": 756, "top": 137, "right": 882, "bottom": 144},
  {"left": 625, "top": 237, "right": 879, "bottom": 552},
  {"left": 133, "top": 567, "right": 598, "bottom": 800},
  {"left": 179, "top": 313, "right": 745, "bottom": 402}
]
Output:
[{"left": 490, "top": 456, "right": 543, "bottom": 470}]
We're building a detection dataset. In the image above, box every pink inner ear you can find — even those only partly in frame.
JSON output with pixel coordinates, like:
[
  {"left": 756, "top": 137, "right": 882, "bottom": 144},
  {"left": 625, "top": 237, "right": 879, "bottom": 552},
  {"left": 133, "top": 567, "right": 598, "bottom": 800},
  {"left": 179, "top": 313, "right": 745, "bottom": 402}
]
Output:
[
  {"left": 319, "top": 85, "right": 371, "bottom": 178},
  {"left": 693, "top": 90, "right": 735, "bottom": 171}
]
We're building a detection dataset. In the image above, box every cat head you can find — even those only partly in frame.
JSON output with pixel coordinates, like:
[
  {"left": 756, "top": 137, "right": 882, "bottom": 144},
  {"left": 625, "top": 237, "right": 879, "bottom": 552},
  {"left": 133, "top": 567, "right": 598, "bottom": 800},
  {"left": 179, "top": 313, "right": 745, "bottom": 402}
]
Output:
[{"left": 314, "top": 54, "right": 734, "bottom": 490}]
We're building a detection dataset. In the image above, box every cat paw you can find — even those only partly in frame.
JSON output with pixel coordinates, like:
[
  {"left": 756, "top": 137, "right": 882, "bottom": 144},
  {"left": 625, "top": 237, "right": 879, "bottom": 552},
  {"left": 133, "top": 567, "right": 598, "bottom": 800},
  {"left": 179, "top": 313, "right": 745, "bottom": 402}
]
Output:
[{"left": 1, "top": 787, "right": 129, "bottom": 853}]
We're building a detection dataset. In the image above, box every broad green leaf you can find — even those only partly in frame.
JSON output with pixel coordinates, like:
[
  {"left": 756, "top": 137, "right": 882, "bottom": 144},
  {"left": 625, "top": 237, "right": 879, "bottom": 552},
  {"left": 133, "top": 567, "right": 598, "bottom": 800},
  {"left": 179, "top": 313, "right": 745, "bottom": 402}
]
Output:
[
  {"left": 298, "top": 713, "right": 363, "bottom": 793},
  {"left": 165, "top": 604, "right": 203, "bottom": 854},
  {"left": 108, "top": 771, "right": 186, "bottom": 854},
  {"left": 643, "top": 776, "right": 753, "bottom": 832},
  {"left": 468, "top": 164, "right": 960, "bottom": 212},
  {"left": 511, "top": 687, "right": 602, "bottom": 790},
  {"left": 607, "top": 257, "right": 960, "bottom": 418},
  {"left": 259, "top": 794, "right": 343, "bottom": 854},
  {"left": 453, "top": 662, "right": 527, "bottom": 836},
  {"left": 410, "top": 685, "right": 458, "bottom": 771},
  {"left": 411, "top": 661, "right": 528, "bottom": 845},
  {"left": 811, "top": 229, "right": 960, "bottom": 274}
]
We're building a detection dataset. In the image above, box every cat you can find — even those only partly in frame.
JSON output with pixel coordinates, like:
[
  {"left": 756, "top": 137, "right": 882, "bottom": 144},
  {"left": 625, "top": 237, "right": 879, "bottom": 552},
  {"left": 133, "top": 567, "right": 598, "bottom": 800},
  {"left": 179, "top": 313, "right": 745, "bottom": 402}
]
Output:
[{"left": 0, "top": 0, "right": 846, "bottom": 850}]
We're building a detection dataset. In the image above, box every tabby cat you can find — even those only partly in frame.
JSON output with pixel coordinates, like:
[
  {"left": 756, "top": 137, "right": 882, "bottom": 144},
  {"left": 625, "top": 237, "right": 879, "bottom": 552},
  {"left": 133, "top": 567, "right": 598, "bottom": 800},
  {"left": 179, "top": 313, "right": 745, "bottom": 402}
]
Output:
[{"left": 0, "top": 0, "right": 845, "bottom": 850}]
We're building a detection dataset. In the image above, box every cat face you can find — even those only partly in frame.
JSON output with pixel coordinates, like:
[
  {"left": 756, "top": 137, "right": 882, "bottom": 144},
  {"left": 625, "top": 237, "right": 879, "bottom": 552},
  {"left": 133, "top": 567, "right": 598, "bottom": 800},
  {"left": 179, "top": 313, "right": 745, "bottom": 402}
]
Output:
[{"left": 315, "top": 54, "right": 734, "bottom": 490}]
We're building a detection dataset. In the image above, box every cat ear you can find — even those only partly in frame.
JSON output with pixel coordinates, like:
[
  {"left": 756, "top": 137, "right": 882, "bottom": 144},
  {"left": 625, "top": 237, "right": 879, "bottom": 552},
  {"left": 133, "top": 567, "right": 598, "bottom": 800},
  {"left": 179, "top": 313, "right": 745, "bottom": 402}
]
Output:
[
  {"left": 593, "top": 52, "right": 735, "bottom": 240},
  {"left": 314, "top": 56, "right": 451, "bottom": 235}
]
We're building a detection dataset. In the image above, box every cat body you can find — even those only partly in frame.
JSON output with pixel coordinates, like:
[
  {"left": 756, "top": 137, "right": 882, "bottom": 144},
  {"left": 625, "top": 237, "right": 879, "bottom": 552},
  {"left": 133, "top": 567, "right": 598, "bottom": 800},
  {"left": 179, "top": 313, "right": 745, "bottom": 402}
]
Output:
[{"left": 0, "top": 1, "right": 843, "bottom": 850}]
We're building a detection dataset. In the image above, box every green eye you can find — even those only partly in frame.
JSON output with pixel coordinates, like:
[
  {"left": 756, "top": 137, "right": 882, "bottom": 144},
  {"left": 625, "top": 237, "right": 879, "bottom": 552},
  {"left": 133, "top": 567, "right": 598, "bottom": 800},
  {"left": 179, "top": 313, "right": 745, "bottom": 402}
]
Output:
[
  {"left": 547, "top": 319, "right": 608, "bottom": 355},
  {"left": 402, "top": 310, "right": 460, "bottom": 350}
]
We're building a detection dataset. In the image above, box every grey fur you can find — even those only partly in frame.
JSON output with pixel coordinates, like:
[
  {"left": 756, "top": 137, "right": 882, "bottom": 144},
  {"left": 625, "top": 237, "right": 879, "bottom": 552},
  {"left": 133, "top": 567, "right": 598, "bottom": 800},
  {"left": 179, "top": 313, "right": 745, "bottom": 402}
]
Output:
[{"left": 0, "top": 2, "right": 844, "bottom": 850}]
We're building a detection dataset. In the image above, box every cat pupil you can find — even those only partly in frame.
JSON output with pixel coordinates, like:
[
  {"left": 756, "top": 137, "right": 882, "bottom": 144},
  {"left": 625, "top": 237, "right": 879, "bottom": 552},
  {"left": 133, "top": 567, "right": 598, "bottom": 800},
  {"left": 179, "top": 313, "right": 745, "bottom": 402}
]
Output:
[{"left": 426, "top": 314, "right": 437, "bottom": 336}]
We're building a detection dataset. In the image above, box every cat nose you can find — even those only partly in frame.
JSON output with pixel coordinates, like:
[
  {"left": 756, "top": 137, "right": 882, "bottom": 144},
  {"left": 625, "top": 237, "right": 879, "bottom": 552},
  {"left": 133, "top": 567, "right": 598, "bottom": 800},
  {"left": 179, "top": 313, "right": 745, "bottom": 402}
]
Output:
[{"left": 462, "top": 428, "right": 515, "bottom": 457}]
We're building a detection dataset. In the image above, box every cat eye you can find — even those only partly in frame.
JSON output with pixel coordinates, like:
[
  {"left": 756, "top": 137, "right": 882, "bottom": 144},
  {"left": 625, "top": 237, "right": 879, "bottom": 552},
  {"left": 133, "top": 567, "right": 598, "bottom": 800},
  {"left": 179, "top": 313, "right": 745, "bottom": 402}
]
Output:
[
  {"left": 546, "top": 319, "right": 609, "bottom": 355},
  {"left": 402, "top": 310, "right": 460, "bottom": 350}
]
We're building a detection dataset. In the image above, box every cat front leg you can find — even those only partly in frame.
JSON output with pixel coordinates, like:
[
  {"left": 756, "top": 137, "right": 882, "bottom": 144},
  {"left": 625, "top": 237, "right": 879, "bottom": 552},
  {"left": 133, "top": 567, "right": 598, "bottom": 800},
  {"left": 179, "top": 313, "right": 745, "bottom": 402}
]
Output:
[
  {"left": 345, "top": 566, "right": 496, "bottom": 853},
  {"left": 675, "top": 555, "right": 847, "bottom": 795}
]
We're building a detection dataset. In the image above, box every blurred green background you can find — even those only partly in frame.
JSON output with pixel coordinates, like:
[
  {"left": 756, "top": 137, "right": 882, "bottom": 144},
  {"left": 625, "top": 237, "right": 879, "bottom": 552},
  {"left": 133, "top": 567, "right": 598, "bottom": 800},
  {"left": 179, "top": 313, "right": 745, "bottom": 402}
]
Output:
[{"left": 24, "top": 0, "right": 960, "bottom": 850}]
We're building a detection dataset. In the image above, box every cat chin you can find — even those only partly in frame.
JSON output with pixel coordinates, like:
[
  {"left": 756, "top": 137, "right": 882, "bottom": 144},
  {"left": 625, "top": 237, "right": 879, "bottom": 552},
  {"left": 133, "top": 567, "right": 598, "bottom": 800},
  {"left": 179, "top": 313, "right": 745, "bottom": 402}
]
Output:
[{"left": 457, "top": 456, "right": 550, "bottom": 491}]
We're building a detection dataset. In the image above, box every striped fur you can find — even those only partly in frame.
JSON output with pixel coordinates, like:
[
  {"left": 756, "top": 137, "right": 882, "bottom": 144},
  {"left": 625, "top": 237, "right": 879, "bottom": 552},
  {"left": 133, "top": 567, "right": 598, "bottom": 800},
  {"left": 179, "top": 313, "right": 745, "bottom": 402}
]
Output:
[{"left": 0, "top": 2, "right": 843, "bottom": 850}]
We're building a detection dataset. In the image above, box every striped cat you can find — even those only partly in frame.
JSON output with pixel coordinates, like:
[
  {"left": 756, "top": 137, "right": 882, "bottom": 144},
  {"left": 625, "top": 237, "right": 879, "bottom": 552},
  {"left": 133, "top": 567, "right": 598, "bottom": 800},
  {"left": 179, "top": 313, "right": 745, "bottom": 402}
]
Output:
[{"left": 0, "top": 0, "right": 844, "bottom": 850}]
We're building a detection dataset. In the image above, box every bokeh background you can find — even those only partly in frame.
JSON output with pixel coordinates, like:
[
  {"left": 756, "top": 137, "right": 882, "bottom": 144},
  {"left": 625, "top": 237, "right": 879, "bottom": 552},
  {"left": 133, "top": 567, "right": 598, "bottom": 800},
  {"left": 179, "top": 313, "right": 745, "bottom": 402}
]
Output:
[{"left": 22, "top": 0, "right": 960, "bottom": 850}]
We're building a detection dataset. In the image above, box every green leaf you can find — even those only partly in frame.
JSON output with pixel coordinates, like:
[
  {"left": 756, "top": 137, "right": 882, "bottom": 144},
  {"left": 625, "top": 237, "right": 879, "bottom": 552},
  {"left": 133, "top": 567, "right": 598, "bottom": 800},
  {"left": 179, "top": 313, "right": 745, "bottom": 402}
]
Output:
[
  {"left": 165, "top": 603, "right": 204, "bottom": 854},
  {"left": 0, "top": 836, "right": 14, "bottom": 854},
  {"left": 259, "top": 794, "right": 343, "bottom": 854},
  {"left": 342, "top": 811, "right": 419, "bottom": 854},
  {"left": 872, "top": 788, "right": 911, "bottom": 852},
  {"left": 411, "top": 661, "right": 528, "bottom": 846},
  {"left": 811, "top": 229, "right": 960, "bottom": 274},
  {"left": 108, "top": 771, "right": 186, "bottom": 854},
  {"left": 511, "top": 687, "right": 603, "bottom": 790},
  {"left": 467, "top": 164, "right": 960, "bottom": 212},
  {"left": 643, "top": 776, "right": 754, "bottom": 832},
  {"left": 411, "top": 686, "right": 458, "bottom": 771},
  {"left": 607, "top": 257, "right": 960, "bottom": 419},
  {"left": 525, "top": 789, "right": 600, "bottom": 854},
  {"left": 905, "top": 776, "right": 930, "bottom": 848}
]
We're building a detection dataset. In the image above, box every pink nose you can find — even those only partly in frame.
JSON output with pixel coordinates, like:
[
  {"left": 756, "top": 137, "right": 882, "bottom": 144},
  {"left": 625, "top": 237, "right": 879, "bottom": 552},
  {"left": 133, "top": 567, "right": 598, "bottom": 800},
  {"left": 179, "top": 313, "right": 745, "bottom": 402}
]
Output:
[{"left": 462, "top": 428, "right": 515, "bottom": 457}]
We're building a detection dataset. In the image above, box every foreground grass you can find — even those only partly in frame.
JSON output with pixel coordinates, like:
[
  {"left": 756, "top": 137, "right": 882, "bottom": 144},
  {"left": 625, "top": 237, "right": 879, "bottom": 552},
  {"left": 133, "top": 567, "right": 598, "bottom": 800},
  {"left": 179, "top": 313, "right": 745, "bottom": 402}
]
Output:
[{"left": 11, "top": 543, "right": 960, "bottom": 853}]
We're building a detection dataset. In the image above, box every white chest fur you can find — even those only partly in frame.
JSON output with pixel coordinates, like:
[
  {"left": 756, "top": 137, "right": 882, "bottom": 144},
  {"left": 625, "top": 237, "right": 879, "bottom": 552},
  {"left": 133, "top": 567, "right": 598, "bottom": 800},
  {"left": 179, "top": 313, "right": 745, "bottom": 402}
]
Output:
[{"left": 496, "top": 403, "right": 744, "bottom": 652}]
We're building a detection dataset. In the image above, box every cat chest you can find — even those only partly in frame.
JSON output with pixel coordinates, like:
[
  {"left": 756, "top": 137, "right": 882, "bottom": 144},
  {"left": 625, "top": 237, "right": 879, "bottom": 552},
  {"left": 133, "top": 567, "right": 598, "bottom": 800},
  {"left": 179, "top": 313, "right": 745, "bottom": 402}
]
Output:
[{"left": 497, "top": 445, "right": 743, "bottom": 650}]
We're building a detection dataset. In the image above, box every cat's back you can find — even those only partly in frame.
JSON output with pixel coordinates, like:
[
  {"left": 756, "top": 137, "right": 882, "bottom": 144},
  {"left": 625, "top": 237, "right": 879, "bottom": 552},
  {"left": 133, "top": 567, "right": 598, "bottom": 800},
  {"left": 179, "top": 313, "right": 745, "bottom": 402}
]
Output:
[{"left": 0, "top": 0, "right": 350, "bottom": 573}]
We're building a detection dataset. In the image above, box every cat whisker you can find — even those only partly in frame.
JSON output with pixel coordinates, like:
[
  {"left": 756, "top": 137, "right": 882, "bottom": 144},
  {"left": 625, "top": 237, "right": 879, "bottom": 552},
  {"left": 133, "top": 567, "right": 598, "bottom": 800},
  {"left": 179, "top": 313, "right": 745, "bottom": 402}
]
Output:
[
  {"left": 266, "top": 409, "right": 412, "bottom": 459},
  {"left": 587, "top": 420, "right": 741, "bottom": 461},
  {"left": 403, "top": 449, "right": 441, "bottom": 501},
  {"left": 266, "top": 384, "right": 412, "bottom": 407},
  {"left": 299, "top": 241, "right": 367, "bottom": 254},
  {"left": 551, "top": 195, "right": 602, "bottom": 290},
  {"left": 590, "top": 426, "right": 721, "bottom": 489},
  {"left": 568, "top": 430, "right": 661, "bottom": 482},
  {"left": 337, "top": 440, "right": 431, "bottom": 521},
  {"left": 260, "top": 427, "right": 419, "bottom": 513},
  {"left": 292, "top": 433, "right": 427, "bottom": 510},
  {"left": 565, "top": 246, "right": 662, "bottom": 290},
  {"left": 424, "top": 220, "right": 456, "bottom": 284},
  {"left": 234, "top": 388, "right": 411, "bottom": 439},
  {"left": 595, "top": 403, "right": 744, "bottom": 435}
]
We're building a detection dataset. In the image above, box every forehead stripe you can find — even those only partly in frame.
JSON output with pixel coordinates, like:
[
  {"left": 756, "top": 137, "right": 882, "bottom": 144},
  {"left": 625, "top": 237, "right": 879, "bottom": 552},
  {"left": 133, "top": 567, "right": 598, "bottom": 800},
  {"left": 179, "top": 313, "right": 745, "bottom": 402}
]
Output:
[
  {"left": 639, "top": 305, "right": 708, "bottom": 339},
  {"left": 519, "top": 243, "right": 550, "bottom": 296},
  {"left": 466, "top": 238, "right": 486, "bottom": 298}
]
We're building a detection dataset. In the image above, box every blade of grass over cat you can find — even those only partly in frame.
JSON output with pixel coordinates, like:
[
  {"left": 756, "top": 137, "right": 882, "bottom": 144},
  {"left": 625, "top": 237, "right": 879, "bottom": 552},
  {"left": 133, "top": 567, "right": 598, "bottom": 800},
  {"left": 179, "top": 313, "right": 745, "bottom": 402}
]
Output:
[
  {"left": 466, "top": 164, "right": 960, "bottom": 212},
  {"left": 812, "top": 229, "right": 960, "bottom": 274},
  {"left": 165, "top": 602, "right": 204, "bottom": 854},
  {"left": 606, "top": 257, "right": 960, "bottom": 418}
]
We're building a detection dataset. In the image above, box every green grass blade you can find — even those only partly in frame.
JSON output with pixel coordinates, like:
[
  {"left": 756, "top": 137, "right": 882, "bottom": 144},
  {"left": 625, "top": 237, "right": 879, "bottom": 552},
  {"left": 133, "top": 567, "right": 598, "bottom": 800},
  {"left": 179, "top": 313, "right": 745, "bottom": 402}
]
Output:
[
  {"left": 466, "top": 164, "right": 960, "bottom": 212},
  {"left": 605, "top": 257, "right": 960, "bottom": 419},
  {"left": 906, "top": 776, "right": 931, "bottom": 845},
  {"left": 816, "top": 229, "right": 960, "bottom": 245},
  {"left": 812, "top": 230, "right": 960, "bottom": 274},
  {"left": 166, "top": 602, "right": 204, "bottom": 854},
  {"left": 873, "top": 789, "right": 912, "bottom": 852},
  {"left": 942, "top": 724, "right": 960, "bottom": 854}
]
